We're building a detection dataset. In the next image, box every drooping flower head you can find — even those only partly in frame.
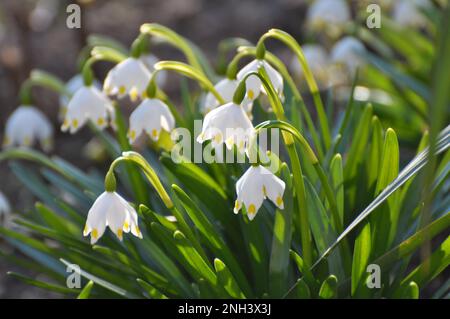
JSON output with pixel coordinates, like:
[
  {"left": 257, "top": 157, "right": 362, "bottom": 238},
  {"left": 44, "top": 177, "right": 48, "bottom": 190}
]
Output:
[
  {"left": 104, "top": 57, "right": 151, "bottom": 102},
  {"left": 201, "top": 78, "right": 239, "bottom": 114},
  {"left": 83, "top": 191, "right": 142, "bottom": 244},
  {"left": 59, "top": 74, "right": 101, "bottom": 120},
  {"left": 234, "top": 165, "right": 285, "bottom": 220},
  {"left": 3, "top": 105, "right": 53, "bottom": 151},
  {"left": 330, "top": 36, "right": 366, "bottom": 75},
  {"left": 291, "top": 44, "right": 330, "bottom": 88},
  {"left": 128, "top": 98, "right": 175, "bottom": 144},
  {"left": 237, "top": 59, "right": 284, "bottom": 102},
  {"left": 393, "top": 0, "right": 430, "bottom": 28},
  {"left": 306, "top": 0, "right": 350, "bottom": 37},
  {"left": 197, "top": 102, "right": 255, "bottom": 154},
  {"left": 61, "top": 85, "right": 114, "bottom": 134}
]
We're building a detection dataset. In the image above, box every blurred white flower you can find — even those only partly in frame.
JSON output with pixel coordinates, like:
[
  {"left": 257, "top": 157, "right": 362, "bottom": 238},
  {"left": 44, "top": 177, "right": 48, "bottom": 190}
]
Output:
[
  {"left": 104, "top": 57, "right": 151, "bottom": 102},
  {"left": 0, "top": 191, "right": 11, "bottom": 220},
  {"left": 61, "top": 85, "right": 114, "bottom": 134},
  {"left": 139, "top": 53, "right": 167, "bottom": 87},
  {"left": 59, "top": 74, "right": 101, "bottom": 121},
  {"left": 237, "top": 59, "right": 284, "bottom": 102},
  {"left": 234, "top": 165, "right": 285, "bottom": 220},
  {"left": 84, "top": 191, "right": 142, "bottom": 245},
  {"left": 291, "top": 44, "right": 330, "bottom": 88},
  {"left": 3, "top": 105, "right": 53, "bottom": 151},
  {"left": 197, "top": 102, "right": 254, "bottom": 153},
  {"left": 128, "top": 98, "right": 175, "bottom": 143},
  {"left": 392, "top": 0, "right": 430, "bottom": 28},
  {"left": 330, "top": 36, "right": 366, "bottom": 76},
  {"left": 306, "top": 0, "right": 350, "bottom": 37}
]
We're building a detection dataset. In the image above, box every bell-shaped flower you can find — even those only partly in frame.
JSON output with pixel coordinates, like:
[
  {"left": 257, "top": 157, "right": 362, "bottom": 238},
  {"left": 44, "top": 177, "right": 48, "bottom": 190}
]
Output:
[
  {"left": 61, "top": 85, "right": 114, "bottom": 134},
  {"left": 128, "top": 98, "right": 175, "bottom": 143},
  {"left": 392, "top": 0, "right": 430, "bottom": 28},
  {"left": 330, "top": 36, "right": 366, "bottom": 75},
  {"left": 306, "top": 0, "right": 350, "bottom": 37},
  {"left": 237, "top": 59, "right": 284, "bottom": 102},
  {"left": 59, "top": 75, "right": 101, "bottom": 121},
  {"left": 291, "top": 44, "right": 330, "bottom": 88},
  {"left": 3, "top": 105, "right": 53, "bottom": 151},
  {"left": 83, "top": 191, "right": 142, "bottom": 244},
  {"left": 139, "top": 53, "right": 167, "bottom": 87},
  {"left": 234, "top": 165, "right": 285, "bottom": 220},
  {"left": 104, "top": 57, "right": 151, "bottom": 102},
  {"left": 197, "top": 102, "right": 254, "bottom": 153}
]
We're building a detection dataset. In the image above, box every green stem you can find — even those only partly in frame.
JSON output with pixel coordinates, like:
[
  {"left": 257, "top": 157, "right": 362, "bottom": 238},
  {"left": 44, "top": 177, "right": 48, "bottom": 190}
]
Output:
[{"left": 259, "top": 29, "right": 331, "bottom": 150}]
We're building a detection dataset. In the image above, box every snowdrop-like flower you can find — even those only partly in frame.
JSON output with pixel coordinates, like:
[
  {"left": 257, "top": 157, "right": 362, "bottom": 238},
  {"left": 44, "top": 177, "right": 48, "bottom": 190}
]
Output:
[
  {"left": 104, "top": 57, "right": 151, "bottom": 102},
  {"left": 3, "top": 105, "right": 53, "bottom": 151},
  {"left": 128, "top": 98, "right": 175, "bottom": 143},
  {"left": 139, "top": 53, "right": 167, "bottom": 87},
  {"left": 291, "top": 44, "right": 330, "bottom": 87},
  {"left": 392, "top": 0, "right": 430, "bottom": 28},
  {"left": 197, "top": 102, "right": 254, "bottom": 153},
  {"left": 61, "top": 85, "right": 114, "bottom": 134},
  {"left": 0, "top": 191, "right": 11, "bottom": 220},
  {"left": 237, "top": 59, "right": 284, "bottom": 102},
  {"left": 330, "top": 36, "right": 366, "bottom": 75},
  {"left": 234, "top": 165, "right": 285, "bottom": 220},
  {"left": 83, "top": 191, "right": 142, "bottom": 244},
  {"left": 306, "top": 0, "right": 350, "bottom": 35},
  {"left": 59, "top": 75, "right": 101, "bottom": 120}
]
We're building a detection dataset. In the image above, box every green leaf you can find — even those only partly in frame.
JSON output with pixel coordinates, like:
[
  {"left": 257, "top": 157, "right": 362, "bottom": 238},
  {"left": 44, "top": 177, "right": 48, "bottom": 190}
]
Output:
[
  {"left": 7, "top": 272, "right": 78, "bottom": 295},
  {"left": 318, "top": 275, "right": 338, "bottom": 299},
  {"left": 330, "top": 154, "right": 344, "bottom": 226},
  {"left": 214, "top": 258, "right": 246, "bottom": 299},
  {"left": 351, "top": 222, "right": 371, "bottom": 297},
  {"left": 77, "top": 281, "right": 94, "bottom": 299},
  {"left": 136, "top": 279, "right": 168, "bottom": 299}
]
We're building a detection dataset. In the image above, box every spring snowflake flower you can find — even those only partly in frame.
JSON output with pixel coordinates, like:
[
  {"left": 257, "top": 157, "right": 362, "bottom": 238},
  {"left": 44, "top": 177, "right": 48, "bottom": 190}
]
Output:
[
  {"left": 197, "top": 102, "right": 254, "bottom": 153},
  {"left": 0, "top": 191, "right": 11, "bottom": 219},
  {"left": 306, "top": 0, "right": 350, "bottom": 34},
  {"left": 291, "top": 44, "right": 330, "bottom": 87},
  {"left": 139, "top": 53, "right": 167, "bottom": 87},
  {"left": 392, "top": 0, "right": 430, "bottom": 28},
  {"left": 237, "top": 59, "right": 284, "bottom": 102},
  {"left": 59, "top": 75, "right": 101, "bottom": 120},
  {"left": 234, "top": 165, "right": 285, "bottom": 220},
  {"left": 3, "top": 105, "right": 53, "bottom": 151},
  {"left": 104, "top": 57, "right": 151, "bottom": 102},
  {"left": 61, "top": 85, "right": 114, "bottom": 134},
  {"left": 201, "top": 78, "right": 238, "bottom": 114},
  {"left": 128, "top": 98, "right": 175, "bottom": 143},
  {"left": 330, "top": 36, "right": 366, "bottom": 75},
  {"left": 83, "top": 191, "right": 142, "bottom": 244}
]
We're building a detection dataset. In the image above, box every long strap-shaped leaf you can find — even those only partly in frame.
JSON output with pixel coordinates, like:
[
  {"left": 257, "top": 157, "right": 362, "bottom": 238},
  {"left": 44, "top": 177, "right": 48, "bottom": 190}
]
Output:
[{"left": 283, "top": 125, "right": 449, "bottom": 298}]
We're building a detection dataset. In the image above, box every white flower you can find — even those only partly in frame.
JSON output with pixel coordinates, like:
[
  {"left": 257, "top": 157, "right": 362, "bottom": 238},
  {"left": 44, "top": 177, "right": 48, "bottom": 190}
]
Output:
[
  {"left": 83, "top": 191, "right": 142, "bottom": 244},
  {"left": 234, "top": 165, "right": 285, "bottom": 220},
  {"left": 197, "top": 102, "right": 254, "bottom": 153},
  {"left": 393, "top": 0, "right": 430, "bottom": 28},
  {"left": 59, "top": 75, "right": 101, "bottom": 120},
  {"left": 291, "top": 44, "right": 330, "bottom": 87},
  {"left": 330, "top": 36, "right": 366, "bottom": 75},
  {"left": 104, "top": 57, "right": 152, "bottom": 102},
  {"left": 0, "top": 191, "right": 11, "bottom": 220},
  {"left": 237, "top": 59, "right": 284, "bottom": 102},
  {"left": 128, "top": 98, "right": 175, "bottom": 143},
  {"left": 306, "top": 0, "right": 350, "bottom": 35},
  {"left": 3, "top": 105, "right": 53, "bottom": 151},
  {"left": 139, "top": 53, "right": 167, "bottom": 87},
  {"left": 61, "top": 85, "right": 114, "bottom": 134}
]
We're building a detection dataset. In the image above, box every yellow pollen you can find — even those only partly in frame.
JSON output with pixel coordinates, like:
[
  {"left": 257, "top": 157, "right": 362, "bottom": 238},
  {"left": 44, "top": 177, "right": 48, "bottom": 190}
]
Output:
[
  {"left": 92, "top": 228, "right": 98, "bottom": 239},
  {"left": 276, "top": 196, "right": 283, "bottom": 207},
  {"left": 248, "top": 89, "right": 254, "bottom": 99},
  {"left": 151, "top": 129, "right": 158, "bottom": 138},
  {"left": 119, "top": 86, "right": 126, "bottom": 95},
  {"left": 72, "top": 119, "right": 78, "bottom": 129},
  {"left": 214, "top": 133, "right": 222, "bottom": 144},
  {"left": 248, "top": 204, "right": 256, "bottom": 214},
  {"left": 238, "top": 140, "right": 244, "bottom": 150},
  {"left": 262, "top": 186, "right": 267, "bottom": 196},
  {"left": 128, "top": 130, "right": 136, "bottom": 140},
  {"left": 83, "top": 225, "right": 88, "bottom": 234},
  {"left": 234, "top": 200, "right": 240, "bottom": 210},
  {"left": 130, "top": 88, "right": 139, "bottom": 102},
  {"left": 134, "top": 226, "right": 141, "bottom": 236},
  {"left": 117, "top": 229, "right": 123, "bottom": 239},
  {"left": 97, "top": 117, "right": 105, "bottom": 126}
]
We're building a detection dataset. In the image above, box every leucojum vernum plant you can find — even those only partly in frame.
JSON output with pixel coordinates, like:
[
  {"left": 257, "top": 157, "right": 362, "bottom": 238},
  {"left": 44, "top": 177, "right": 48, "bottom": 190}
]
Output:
[{"left": 0, "top": 2, "right": 449, "bottom": 300}]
